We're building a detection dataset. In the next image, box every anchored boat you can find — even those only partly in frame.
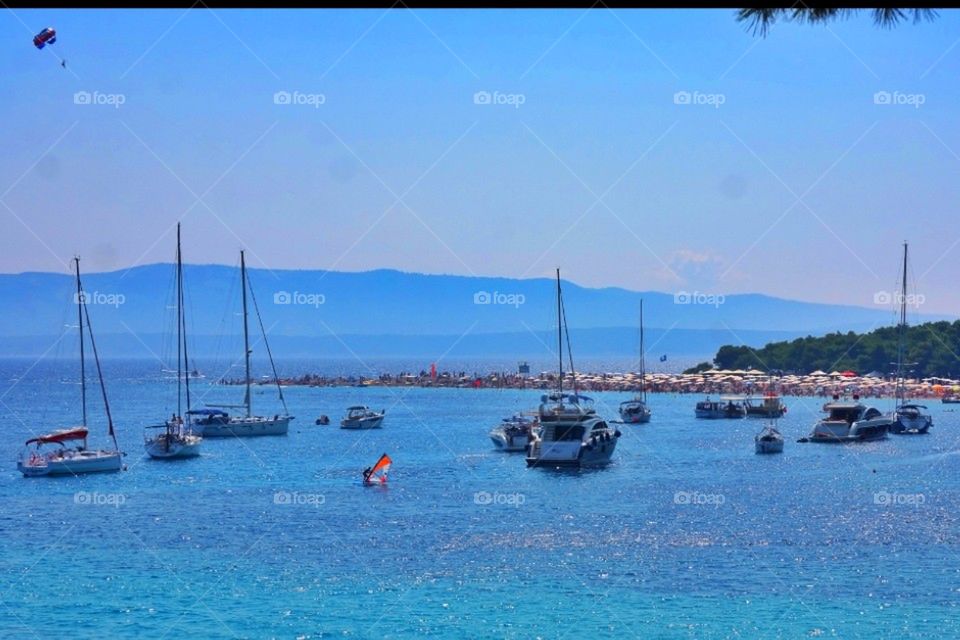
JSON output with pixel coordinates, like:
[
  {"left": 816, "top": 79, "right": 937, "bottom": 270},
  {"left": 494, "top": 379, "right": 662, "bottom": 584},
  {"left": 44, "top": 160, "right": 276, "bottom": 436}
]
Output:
[
  {"left": 200, "top": 251, "right": 294, "bottom": 437},
  {"left": 695, "top": 396, "right": 747, "bottom": 419},
  {"left": 144, "top": 224, "right": 202, "bottom": 459},
  {"left": 489, "top": 414, "right": 538, "bottom": 451},
  {"left": 17, "top": 258, "right": 124, "bottom": 477},
  {"left": 341, "top": 406, "right": 385, "bottom": 430},
  {"left": 804, "top": 395, "right": 891, "bottom": 443},
  {"left": 526, "top": 269, "right": 620, "bottom": 468},
  {"left": 618, "top": 299, "right": 651, "bottom": 424},
  {"left": 888, "top": 242, "right": 932, "bottom": 435}
]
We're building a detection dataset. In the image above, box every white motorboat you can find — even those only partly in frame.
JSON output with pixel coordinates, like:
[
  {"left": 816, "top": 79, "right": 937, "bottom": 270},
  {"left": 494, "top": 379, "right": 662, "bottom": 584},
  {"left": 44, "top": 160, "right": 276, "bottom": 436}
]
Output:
[
  {"left": 200, "top": 250, "right": 294, "bottom": 437},
  {"left": 145, "top": 224, "right": 203, "bottom": 459},
  {"left": 695, "top": 396, "right": 747, "bottom": 419},
  {"left": 755, "top": 422, "right": 784, "bottom": 454},
  {"left": 17, "top": 258, "right": 124, "bottom": 477},
  {"left": 527, "top": 394, "right": 620, "bottom": 468},
  {"left": 804, "top": 396, "right": 891, "bottom": 443},
  {"left": 490, "top": 414, "right": 538, "bottom": 451},
  {"left": 525, "top": 270, "right": 621, "bottom": 468},
  {"left": 887, "top": 242, "right": 932, "bottom": 435},
  {"left": 341, "top": 406, "right": 385, "bottom": 430},
  {"left": 618, "top": 299, "right": 651, "bottom": 424}
]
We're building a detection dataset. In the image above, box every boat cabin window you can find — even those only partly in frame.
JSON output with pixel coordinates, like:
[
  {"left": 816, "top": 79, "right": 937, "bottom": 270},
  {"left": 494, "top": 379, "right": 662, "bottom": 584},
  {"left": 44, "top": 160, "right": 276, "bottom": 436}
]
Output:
[
  {"left": 827, "top": 407, "right": 862, "bottom": 423},
  {"left": 552, "top": 424, "right": 585, "bottom": 441}
]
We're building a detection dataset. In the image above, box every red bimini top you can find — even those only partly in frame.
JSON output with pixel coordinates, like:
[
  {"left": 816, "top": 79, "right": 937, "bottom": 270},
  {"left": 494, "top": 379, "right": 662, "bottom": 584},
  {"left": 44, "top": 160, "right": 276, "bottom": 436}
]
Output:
[{"left": 26, "top": 427, "right": 88, "bottom": 446}]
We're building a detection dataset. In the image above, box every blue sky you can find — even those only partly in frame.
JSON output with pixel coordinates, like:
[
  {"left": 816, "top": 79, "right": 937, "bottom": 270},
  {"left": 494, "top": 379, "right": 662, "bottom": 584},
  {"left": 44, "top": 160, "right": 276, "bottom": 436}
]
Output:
[{"left": 3, "top": 9, "right": 960, "bottom": 313}]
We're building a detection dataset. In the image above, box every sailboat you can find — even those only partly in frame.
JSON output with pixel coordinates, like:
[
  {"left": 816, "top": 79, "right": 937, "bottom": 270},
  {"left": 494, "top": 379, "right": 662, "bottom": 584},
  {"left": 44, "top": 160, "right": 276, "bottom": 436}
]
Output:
[
  {"left": 362, "top": 453, "right": 391, "bottom": 485},
  {"left": 17, "top": 258, "right": 124, "bottom": 476},
  {"left": 144, "top": 224, "right": 203, "bottom": 459},
  {"left": 619, "top": 299, "right": 652, "bottom": 424},
  {"left": 194, "top": 250, "right": 294, "bottom": 437},
  {"left": 888, "top": 242, "right": 932, "bottom": 435},
  {"left": 526, "top": 269, "right": 621, "bottom": 468}
]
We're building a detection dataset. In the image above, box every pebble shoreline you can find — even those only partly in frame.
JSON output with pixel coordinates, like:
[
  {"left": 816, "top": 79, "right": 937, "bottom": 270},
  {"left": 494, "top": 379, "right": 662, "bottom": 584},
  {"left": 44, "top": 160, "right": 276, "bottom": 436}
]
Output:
[{"left": 218, "top": 370, "right": 957, "bottom": 400}]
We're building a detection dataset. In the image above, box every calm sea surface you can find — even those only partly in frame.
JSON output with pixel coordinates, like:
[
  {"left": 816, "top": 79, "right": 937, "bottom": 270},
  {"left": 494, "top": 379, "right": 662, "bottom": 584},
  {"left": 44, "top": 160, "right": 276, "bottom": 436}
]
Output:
[{"left": 1, "top": 358, "right": 959, "bottom": 639}]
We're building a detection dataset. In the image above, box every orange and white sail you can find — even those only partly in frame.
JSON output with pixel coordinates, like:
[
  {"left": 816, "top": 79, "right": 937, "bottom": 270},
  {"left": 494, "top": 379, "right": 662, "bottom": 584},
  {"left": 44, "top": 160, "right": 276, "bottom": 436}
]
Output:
[{"left": 364, "top": 453, "right": 391, "bottom": 484}]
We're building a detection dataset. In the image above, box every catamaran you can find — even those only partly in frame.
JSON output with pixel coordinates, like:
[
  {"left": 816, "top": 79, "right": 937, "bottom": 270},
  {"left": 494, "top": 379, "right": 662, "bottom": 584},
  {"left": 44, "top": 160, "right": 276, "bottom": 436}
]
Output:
[
  {"left": 619, "top": 299, "right": 652, "bottom": 424},
  {"left": 526, "top": 269, "right": 621, "bottom": 468},
  {"left": 17, "top": 258, "right": 124, "bottom": 477},
  {"left": 197, "top": 251, "right": 294, "bottom": 437},
  {"left": 888, "top": 242, "right": 932, "bottom": 435},
  {"left": 144, "top": 224, "right": 203, "bottom": 459}
]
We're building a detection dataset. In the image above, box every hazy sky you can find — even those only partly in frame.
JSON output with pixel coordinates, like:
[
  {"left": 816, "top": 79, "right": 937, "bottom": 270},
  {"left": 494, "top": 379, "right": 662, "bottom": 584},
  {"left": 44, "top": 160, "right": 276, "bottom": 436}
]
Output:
[{"left": 3, "top": 9, "right": 960, "bottom": 312}]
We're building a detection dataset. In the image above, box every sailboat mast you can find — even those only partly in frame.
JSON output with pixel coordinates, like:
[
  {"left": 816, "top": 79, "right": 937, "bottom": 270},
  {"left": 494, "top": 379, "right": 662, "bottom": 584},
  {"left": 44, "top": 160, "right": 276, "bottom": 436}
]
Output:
[
  {"left": 179, "top": 224, "right": 192, "bottom": 417},
  {"left": 556, "top": 268, "right": 563, "bottom": 399},
  {"left": 75, "top": 257, "right": 87, "bottom": 426},
  {"left": 176, "top": 225, "right": 183, "bottom": 420},
  {"left": 897, "top": 242, "right": 908, "bottom": 404},
  {"left": 640, "top": 299, "right": 646, "bottom": 403},
  {"left": 241, "top": 250, "right": 252, "bottom": 418}
]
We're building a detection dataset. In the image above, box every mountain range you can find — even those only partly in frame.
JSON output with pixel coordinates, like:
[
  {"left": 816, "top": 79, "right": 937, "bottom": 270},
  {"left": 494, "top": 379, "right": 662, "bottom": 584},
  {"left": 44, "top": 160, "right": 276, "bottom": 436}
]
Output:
[{"left": 0, "top": 264, "right": 948, "bottom": 359}]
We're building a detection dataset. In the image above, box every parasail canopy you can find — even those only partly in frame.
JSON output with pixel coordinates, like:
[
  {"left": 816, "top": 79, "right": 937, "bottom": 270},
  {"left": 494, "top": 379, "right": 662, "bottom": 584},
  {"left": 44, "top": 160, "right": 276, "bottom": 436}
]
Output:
[{"left": 33, "top": 27, "right": 56, "bottom": 49}]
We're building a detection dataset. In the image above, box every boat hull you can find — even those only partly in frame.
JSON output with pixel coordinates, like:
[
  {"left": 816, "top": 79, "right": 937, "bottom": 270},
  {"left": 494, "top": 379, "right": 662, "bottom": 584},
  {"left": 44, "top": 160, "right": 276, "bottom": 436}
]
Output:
[
  {"left": 18, "top": 450, "right": 123, "bottom": 477},
  {"left": 200, "top": 417, "right": 290, "bottom": 437},
  {"left": 340, "top": 416, "right": 384, "bottom": 430},
  {"left": 695, "top": 409, "right": 745, "bottom": 419},
  {"left": 889, "top": 413, "right": 932, "bottom": 435},
  {"left": 490, "top": 431, "right": 529, "bottom": 452},
  {"left": 808, "top": 419, "right": 890, "bottom": 443},
  {"left": 145, "top": 436, "right": 202, "bottom": 459},
  {"left": 619, "top": 408, "right": 651, "bottom": 424},
  {"left": 526, "top": 437, "right": 617, "bottom": 468},
  {"left": 755, "top": 439, "right": 784, "bottom": 454}
]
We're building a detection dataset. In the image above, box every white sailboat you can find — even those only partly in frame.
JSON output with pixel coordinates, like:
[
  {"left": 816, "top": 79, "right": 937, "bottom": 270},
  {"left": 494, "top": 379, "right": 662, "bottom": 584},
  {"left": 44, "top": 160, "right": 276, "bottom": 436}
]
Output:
[
  {"left": 887, "top": 242, "right": 932, "bottom": 435},
  {"left": 144, "top": 224, "right": 203, "bottom": 459},
  {"left": 197, "top": 250, "right": 294, "bottom": 437},
  {"left": 17, "top": 258, "right": 124, "bottom": 477},
  {"left": 619, "top": 299, "right": 651, "bottom": 424}
]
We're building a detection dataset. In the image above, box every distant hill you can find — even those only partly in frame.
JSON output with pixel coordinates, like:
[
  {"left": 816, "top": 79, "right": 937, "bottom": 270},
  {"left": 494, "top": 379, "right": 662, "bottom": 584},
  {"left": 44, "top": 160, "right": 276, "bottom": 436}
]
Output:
[
  {"left": 711, "top": 321, "right": 960, "bottom": 378},
  {"left": 0, "top": 264, "right": 949, "bottom": 358}
]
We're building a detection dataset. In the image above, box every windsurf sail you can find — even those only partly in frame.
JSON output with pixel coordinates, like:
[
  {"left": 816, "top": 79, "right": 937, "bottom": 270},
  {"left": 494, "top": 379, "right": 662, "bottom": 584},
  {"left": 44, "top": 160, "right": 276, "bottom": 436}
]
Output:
[{"left": 363, "top": 453, "right": 391, "bottom": 484}]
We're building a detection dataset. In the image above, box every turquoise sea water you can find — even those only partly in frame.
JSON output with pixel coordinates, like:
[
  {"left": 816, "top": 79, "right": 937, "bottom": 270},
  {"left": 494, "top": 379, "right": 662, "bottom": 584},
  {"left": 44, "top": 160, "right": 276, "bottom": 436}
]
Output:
[{"left": 2, "top": 359, "right": 959, "bottom": 639}]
